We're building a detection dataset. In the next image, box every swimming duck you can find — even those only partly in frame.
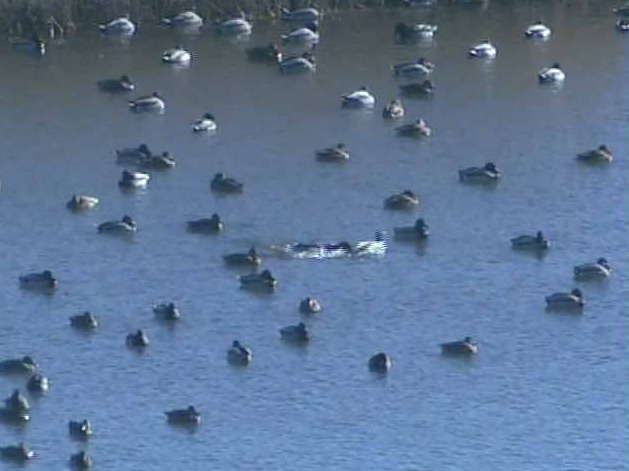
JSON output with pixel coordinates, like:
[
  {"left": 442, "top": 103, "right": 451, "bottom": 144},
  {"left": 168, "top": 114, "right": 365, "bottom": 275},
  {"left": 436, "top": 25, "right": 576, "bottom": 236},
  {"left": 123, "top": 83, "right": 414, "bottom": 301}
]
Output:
[
  {"left": 239, "top": 269, "right": 277, "bottom": 291},
  {"left": 246, "top": 43, "right": 282, "bottom": 63},
  {"left": 545, "top": 288, "right": 585, "bottom": 310},
  {"left": 316, "top": 143, "right": 350, "bottom": 162},
  {"left": 281, "top": 7, "right": 320, "bottom": 24},
  {"left": 165, "top": 406, "right": 201, "bottom": 425},
  {"left": 119, "top": 170, "right": 150, "bottom": 188},
  {"left": 384, "top": 190, "right": 420, "bottom": 210},
  {"left": 67, "top": 194, "right": 100, "bottom": 212},
  {"left": 392, "top": 58, "right": 435, "bottom": 78},
  {"left": 97, "top": 215, "right": 137, "bottom": 234},
  {"left": 223, "top": 247, "right": 261, "bottom": 267},
  {"left": 399, "top": 80, "right": 435, "bottom": 97},
  {"left": 394, "top": 218, "right": 430, "bottom": 240},
  {"left": 576, "top": 145, "right": 613, "bottom": 164},
  {"left": 279, "top": 51, "right": 316, "bottom": 74},
  {"left": 217, "top": 17, "right": 252, "bottom": 36},
  {"left": 525, "top": 21, "right": 552, "bottom": 39},
  {"left": 128, "top": 92, "right": 165, "bottom": 113},
  {"left": 341, "top": 86, "right": 375, "bottom": 109},
  {"left": 0, "top": 356, "right": 37, "bottom": 374},
  {"left": 162, "top": 45, "right": 192, "bottom": 65},
  {"left": 187, "top": 213, "right": 224, "bottom": 233},
  {"left": 282, "top": 23, "right": 319, "bottom": 45},
  {"left": 395, "top": 118, "right": 431, "bottom": 138},
  {"left": 115, "top": 144, "right": 151, "bottom": 164},
  {"left": 70, "top": 451, "right": 93, "bottom": 469},
  {"left": 382, "top": 99, "right": 405, "bottom": 119},
  {"left": 616, "top": 18, "right": 629, "bottom": 32},
  {"left": 0, "top": 443, "right": 35, "bottom": 461},
  {"left": 299, "top": 297, "right": 322, "bottom": 314},
  {"left": 395, "top": 22, "right": 438, "bottom": 43},
  {"left": 510, "top": 231, "right": 550, "bottom": 251},
  {"left": 227, "top": 340, "right": 253, "bottom": 366},
  {"left": 368, "top": 352, "right": 392, "bottom": 373},
  {"left": 126, "top": 329, "right": 149, "bottom": 348},
  {"left": 26, "top": 374, "right": 50, "bottom": 393},
  {"left": 441, "top": 337, "right": 478, "bottom": 355},
  {"left": 211, "top": 173, "right": 243, "bottom": 194},
  {"left": 280, "top": 322, "right": 309, "bottom": 343},
  {"left": 4, "top": 389, "right": 29, "bottom": 415},
  {"left": 99, "top": 15, "right": 136, "bottom": 35},
  {"left": 69, "top": 419, "right": 93, "bottom": 439},
  {"left": 137, "top": 152, "right": 176, "bottom": 170},
  {"left": 192, "top": 113, "right": 218, "bottom": 133},
  {"left": 70, "top": 311, "right": 99, "bottom": 330},
  {"left": 162, "top": 11, "right": 204, "bottom": 28},
  {"left": 98, "top": 75, "right": 135, "bottom": 92},
  {"left": 19, "top": 270, "right": 58, "bottom": 290},
  {"left": 153, "top": 302, "right": 181, "bottom": 321},
  {"left": 538, "top": 63, "right": 565, "bottom": 84},
  {"left": 458, "top": 162, "right": 501, "bottom": 183},
  {"left": 10, "top": 36, "right": 45, "bottom": 56},
  {"left": 574, "top": 258, "right": 612, "bottom": 280},
  {"left": 468, "top": 40, "right": 497, "bottom": 58}
]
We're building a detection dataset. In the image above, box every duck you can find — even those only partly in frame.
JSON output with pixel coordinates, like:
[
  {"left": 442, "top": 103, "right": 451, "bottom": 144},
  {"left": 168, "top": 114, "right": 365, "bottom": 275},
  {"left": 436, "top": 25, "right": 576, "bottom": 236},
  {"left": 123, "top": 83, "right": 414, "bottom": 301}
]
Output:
[
  {"left": 392, "top": 58, "right": 435, "bottom": 78},
  {"left": 137, "top": 152, "right": 176, "bottom": 170},
  {"left": 316, "top": 143, "right": 350, "bottom": 162},
  {"left": 115, "top": 144, "right": 151, "bottom": 164},
  {"left": 281, "top": 7, "right": 320, "bottom": 24},
  {"left": 67, "top": 194, "right": 99, "bottom": 212},
  {"left": 576, "top": 145, "right": 613, "bottom": 164},
  {"left": 282, "top": 23, "right": 319, "bottom": 45},
  {"left": 10, "top": 36, "right": 45, "bottom": 56},
  {"left": 574, "top": 258, "right": 612, "bottom": 280},
  {"left": 0, "top": 443, "right": 35, "bottom": 462},
  {"left": 192, "top": 113, "right": 218, "bottom": 133},
  {"left": 217, "top": 16, "right": 252, "bottom": 36},
  {"left": 280, "top": 322, "right": 309, "bottom": 343},
  {"left": 394, "top": 218, "right": 430, "bottom": 241},
  {"left": 126, "top": 329, "right": 149, "bottom": 348},
  {"left": 0, "top": 356, "right": 37, "bottom": 374},
  {"left": 69, "top": 419, "right": 93, "bottom": 439},
  {"left": 26, "top": 374, "right": 50, "bottom": 393},
  {"left": 279, "top": 51, "right": 316, "bottom": 74},
  {"left": 468, "top": 39, "right": 497, "bottom": 58},
  {"left": 223, "top": 247, "right": 261, "bottom": 267},
  {"left": 97, "top": 75, "right": 135, "bottom": 93},
  {"left": 525, "top": 21, "right": 552, "bottom": 39},
  {"left": 70, "top": 311, "right": 99, "bottom": 330},
  {"left": 19, "top": 270, "right": 58, "bottom": 290},
  {"left": 99, "top": 15, "right": 136, "bottom": 35},
  {"left": 368, "top": 352, "right": 392, "bottom": 373},
  {"left": 211, "top": 173, "right": 243, "bottom": 194},
  {"left": 246, "top": 43, "right": 282, "bottom": 63},
  {"left": 153, "top": 302, "right": 181, "bottom": 321},
  {"left": 384, "top": 190, "right": 420, "bottom": 210},
  {"left": 382, "top": 99, "right": 405, "bottom": 119},
  {"left": 616, "top": 18, "right": 629, "bottom": 32},
  {"left": 161, "top": 45, "right": 192, "bottom": 65},
  {"left": 341, "top": 86, "right": 375, "bottom": 109},
  {"left": 97, "top": 215, "right": 137, "bottom": 234},
  {"left": 227, "top": 341, "right": 253, "bottom": 366},
  {"left": 165, "top": 406, "right": 201, "bottom": 425},
  {"left": 239, "top": 269, "right": 277, "bottom": 291},
  {"left": 613, "top": 3, "right": 629, "bottom": 15},
  {"left": 510, "top": 231, "right": 550, "bottom": 251},
  {"left": 545, "top": 288, "right": 585, "bottom": 311},
  {"left": 395, "top": 22, "right": 438, "bottom": 43},
  {"left": 119, "top": 170, "right": 150, "bottom": 188},
  {"left": 128, "top": 92, "right": 165, "bottom": 113},
  {"left": 458, "top": 162, "right": 501, "bottom": 183},
  {"left": 441, "top": 337, "right": 478, "bottom": 355},
  {"left": 70, "top": 451, "right": 93, "bottom": 469},
  {"left": 395, "top": 118, "right": 431, "bottom": 138},
  {"left": 538, "top": 63, "right": 565, "bottom": 84},
  {"left": 162, "top": 11, "right": 204, "bottom": 28},
  {"left": 399, "top": 80, "right": 435, "bottom": 97},
  {"left": 187, "top": 213, "right": 224, "bottom": 233},
  {"left": 3, "top": 389, "right": 29, "bottom": 415},
  {"left": 299, "top": 297, "right": 322, "bottom": 314}
]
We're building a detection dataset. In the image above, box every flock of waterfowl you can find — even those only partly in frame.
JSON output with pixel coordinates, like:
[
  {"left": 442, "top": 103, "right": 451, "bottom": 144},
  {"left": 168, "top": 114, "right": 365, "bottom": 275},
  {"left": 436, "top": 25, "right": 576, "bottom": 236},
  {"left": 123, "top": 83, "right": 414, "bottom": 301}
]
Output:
[{"left": 2, "top": 2, "right": 624, "bottom": 466}]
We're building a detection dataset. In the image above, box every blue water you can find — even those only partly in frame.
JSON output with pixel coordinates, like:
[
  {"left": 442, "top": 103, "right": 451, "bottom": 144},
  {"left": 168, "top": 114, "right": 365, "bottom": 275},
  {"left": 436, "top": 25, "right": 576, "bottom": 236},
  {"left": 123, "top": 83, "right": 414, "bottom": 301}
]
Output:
[{"left": 0, "top": 2, "right": 627, "bottom": 470}]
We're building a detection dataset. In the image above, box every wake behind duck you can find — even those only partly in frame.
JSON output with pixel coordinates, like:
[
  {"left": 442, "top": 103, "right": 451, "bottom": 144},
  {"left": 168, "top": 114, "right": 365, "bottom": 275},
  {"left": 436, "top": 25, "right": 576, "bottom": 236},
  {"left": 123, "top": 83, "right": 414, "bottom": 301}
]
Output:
[{"left": 273, "top": 232, "right": 387, "bottom": 259}]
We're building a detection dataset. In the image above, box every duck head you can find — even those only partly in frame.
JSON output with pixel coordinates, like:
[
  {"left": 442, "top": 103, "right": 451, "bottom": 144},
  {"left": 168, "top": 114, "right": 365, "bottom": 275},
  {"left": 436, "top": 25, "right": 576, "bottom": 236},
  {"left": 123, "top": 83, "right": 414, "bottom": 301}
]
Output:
[
  {"left": 485, "top": 162, "right": 497, "bottom": 171},
  {"left": 571, "top": 288, "right": 583, "bottom": 299},
  {"left": 535, "top": 231, "right": 544, "bottom": 242},
  {"left": 203, "top": 113, "right": 216, "bottom": 120},
  {"left": 305, "top": 22, "right": 318, "bottom": 33},
  {"left": 122, "top": 215, "right": 134, "bottom": 225},
  {"left": 42, "top": 270, "right": 54, "bottom": 279},
  {"left": 597, "top": 257, "right": 609, "bottom": 267}
]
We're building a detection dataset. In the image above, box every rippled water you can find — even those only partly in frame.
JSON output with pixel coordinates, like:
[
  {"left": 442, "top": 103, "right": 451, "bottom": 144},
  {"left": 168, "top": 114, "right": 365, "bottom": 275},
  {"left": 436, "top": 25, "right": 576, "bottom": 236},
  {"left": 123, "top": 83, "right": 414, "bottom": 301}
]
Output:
[{"left": 0, "top": 2, "right": 627, "bottom": 470}]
